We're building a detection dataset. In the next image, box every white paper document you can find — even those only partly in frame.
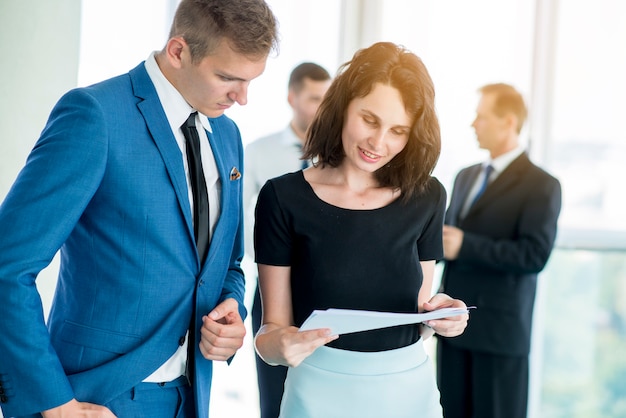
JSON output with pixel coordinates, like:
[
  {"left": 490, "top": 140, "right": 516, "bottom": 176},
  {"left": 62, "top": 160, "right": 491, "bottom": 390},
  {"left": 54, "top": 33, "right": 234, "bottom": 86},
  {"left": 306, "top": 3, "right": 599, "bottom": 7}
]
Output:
[{"left": 299, "top": 307, "right": 474, "bottom": 336}]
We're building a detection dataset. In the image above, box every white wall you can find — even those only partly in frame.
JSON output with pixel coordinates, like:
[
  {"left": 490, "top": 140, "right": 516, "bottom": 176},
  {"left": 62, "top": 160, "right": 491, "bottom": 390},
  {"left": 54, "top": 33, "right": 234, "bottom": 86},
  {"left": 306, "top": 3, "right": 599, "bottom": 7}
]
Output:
[
  {"left": 0, "top": 0, "right": 81, "bottom": 196},
  {"left": 0, "top": 0, "right": 82, "bottom": 326}
]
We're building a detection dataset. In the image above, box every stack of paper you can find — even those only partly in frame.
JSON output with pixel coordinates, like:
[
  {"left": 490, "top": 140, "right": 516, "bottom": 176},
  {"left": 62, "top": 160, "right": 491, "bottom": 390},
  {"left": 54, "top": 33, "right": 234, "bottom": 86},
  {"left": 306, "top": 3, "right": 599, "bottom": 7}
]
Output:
[{"left": 299, "top": 307, "right": 474, "bottom": 335}]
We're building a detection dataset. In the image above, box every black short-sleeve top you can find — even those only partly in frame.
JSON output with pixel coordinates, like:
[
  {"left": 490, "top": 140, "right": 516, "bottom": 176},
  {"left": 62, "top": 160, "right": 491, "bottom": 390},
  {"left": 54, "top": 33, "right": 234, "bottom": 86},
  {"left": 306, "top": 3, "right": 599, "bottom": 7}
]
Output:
[{"left": 254, "top": 171, "right": 446, "bottom": 352}]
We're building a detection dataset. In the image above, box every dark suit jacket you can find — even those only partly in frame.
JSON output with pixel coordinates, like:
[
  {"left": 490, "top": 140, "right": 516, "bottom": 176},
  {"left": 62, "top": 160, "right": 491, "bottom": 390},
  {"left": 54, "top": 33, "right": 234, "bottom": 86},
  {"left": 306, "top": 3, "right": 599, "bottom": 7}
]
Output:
[
  {"left": 0, "top": 62, "right": 245, "bottom": 417},
  {"left": 440, "top": 153, "right": 561, "bottom": 356}
]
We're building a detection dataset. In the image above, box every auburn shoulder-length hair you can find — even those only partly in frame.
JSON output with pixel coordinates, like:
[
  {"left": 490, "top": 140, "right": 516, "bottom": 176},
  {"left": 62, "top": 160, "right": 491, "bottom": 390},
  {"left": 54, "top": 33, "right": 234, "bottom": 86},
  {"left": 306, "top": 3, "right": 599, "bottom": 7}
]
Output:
[{"left": 303, "top": 42, "right": 441, "bottom": 200}]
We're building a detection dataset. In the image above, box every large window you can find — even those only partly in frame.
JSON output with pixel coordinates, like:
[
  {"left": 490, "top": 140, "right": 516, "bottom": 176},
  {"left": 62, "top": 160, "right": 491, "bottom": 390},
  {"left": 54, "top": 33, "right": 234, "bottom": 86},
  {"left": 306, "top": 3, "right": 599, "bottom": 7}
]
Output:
[
  {"left": 546, "top": 0, "right": 626, "bottom": 234},
  {"left": 538, "top": 249, "right": 626, "bottom": 418},
  {"left": 531, "top": 1, "right": 626, "bottom": 417}
]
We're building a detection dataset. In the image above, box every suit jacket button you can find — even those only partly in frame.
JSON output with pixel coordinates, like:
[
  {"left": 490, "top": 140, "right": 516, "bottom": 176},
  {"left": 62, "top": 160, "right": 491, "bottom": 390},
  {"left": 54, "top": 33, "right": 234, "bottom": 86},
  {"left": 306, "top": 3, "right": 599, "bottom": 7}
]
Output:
[{"left": 179, "top": 336, "right": 186, "bottom": 346}]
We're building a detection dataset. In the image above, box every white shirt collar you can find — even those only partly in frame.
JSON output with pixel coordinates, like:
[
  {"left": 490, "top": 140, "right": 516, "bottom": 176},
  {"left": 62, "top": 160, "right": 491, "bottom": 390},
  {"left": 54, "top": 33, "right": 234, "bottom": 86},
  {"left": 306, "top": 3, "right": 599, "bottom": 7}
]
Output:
[
  {"left": 144, "top": 51, "right": 212, "bottom": 134},
  {"left": 487, "top": 145, "right": 525, "bottom": 174}
]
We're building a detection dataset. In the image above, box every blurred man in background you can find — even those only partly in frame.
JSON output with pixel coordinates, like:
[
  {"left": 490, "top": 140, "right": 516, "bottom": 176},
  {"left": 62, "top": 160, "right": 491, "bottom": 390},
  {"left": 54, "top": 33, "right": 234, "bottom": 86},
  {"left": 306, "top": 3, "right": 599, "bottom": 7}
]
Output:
[{"left": 437, "top": 83, "right": 562, "bottom": 418}]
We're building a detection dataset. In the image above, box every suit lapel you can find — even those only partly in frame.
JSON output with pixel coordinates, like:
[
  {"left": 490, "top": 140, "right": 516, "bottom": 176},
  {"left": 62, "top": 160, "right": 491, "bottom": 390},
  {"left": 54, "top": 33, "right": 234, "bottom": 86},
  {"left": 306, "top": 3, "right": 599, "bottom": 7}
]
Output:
[
  {"left": 128, "top": 68, "right": 240, "bottom": 273},
  {"left": 129, "top": 64, "right": 196, "bottom": 250},
  {"left": 203, "top": 117, "right": 229, "bottom": 270},
  {"left": 447, "top": 164, "right": 482, "bottom": 225},
  {"left": 458, "top": 165, "right": 483, "bottom": 206},
  {"left": 469, "top": 153, "right": 530, "bottom": 212}
]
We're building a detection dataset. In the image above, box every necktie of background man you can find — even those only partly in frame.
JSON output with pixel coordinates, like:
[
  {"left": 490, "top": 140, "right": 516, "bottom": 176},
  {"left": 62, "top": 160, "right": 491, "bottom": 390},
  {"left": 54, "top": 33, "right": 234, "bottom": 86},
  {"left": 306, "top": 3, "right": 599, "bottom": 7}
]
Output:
[{"left": 471, "top": 164, "right": 494, "bottom": 207}]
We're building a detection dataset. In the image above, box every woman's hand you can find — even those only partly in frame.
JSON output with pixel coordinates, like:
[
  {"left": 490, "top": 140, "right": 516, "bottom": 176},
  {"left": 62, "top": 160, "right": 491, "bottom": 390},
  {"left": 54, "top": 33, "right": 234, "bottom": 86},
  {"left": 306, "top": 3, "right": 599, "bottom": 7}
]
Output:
[
  {"left": 421, "top": 293, "right": 469, "bottom": 338},
  {"left": 255, "top": 324, "right": 338, "bottom": 368}
]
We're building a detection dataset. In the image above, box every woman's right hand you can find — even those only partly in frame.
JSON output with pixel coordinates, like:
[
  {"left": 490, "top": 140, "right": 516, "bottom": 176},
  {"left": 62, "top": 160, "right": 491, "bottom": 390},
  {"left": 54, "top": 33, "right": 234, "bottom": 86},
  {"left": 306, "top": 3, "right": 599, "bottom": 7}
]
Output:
[{"left": 255, "top": 324, "right": 338, "bottom": 368}]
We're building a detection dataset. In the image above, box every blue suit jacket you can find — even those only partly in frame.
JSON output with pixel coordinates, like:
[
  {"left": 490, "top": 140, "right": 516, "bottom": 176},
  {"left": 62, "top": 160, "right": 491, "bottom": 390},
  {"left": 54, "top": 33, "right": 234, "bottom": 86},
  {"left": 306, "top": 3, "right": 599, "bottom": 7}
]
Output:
[{"left": 0, "top": 62, "right": 246, "bottom": 417}]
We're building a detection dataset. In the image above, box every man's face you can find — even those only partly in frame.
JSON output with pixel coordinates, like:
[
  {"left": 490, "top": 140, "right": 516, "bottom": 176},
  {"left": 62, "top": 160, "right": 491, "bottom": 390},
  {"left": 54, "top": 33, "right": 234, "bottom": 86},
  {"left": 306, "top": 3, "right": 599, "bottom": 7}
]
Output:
[
  {"left": 471, "top": 93, "right": 510, "bottom": 155},
  {"left": 176, "top": 39, "right": 267, "bottom": 118},
  {"left": 289, "top": 77, "right": 331, "bottom": 133}
]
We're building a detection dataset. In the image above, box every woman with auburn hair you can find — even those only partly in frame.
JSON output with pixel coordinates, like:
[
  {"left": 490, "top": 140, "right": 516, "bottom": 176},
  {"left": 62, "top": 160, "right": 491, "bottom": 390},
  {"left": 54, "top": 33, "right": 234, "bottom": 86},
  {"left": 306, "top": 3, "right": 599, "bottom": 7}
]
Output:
[{"left": 253, "top": 42, "right": 469, "bottom": 417}]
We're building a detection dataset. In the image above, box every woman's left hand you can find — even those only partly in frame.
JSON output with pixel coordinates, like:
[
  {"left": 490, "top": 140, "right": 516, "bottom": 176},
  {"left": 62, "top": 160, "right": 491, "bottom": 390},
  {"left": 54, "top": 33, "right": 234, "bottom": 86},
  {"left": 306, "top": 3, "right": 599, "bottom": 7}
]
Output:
[{"left": 422, "top": 293, "right": 469, "bottom": 337}]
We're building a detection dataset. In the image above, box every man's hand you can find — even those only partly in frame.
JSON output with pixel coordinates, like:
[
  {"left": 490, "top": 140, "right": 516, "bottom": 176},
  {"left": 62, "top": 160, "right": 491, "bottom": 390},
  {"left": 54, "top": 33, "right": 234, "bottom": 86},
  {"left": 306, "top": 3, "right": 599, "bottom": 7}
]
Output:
[
  {"left": 442, "top": 225, "right": 464, "bottom": 260},
  {"left": 42, "top": 399, "right": 116, "bottom": 417},
  {"left": 198, "top": 298, "right": 246, "bottom": 361}
]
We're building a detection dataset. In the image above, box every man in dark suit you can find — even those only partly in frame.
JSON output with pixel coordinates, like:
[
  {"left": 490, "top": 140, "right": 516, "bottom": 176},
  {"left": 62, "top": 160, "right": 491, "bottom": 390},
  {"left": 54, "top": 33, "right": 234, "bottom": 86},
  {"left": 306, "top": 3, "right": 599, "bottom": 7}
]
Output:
[
  {"left": 0, "top": 1, "right": 278, "bottom": 417},
  {"left": 437, "top": 83, "right": 562, "bottom": 418}
]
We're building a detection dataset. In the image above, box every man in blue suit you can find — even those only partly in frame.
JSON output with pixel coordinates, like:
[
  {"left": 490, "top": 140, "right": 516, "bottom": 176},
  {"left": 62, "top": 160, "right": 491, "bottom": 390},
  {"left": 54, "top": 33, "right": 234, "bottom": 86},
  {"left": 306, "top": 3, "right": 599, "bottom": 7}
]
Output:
[{"left": 0, "top": 1, "right": 278, "bottom": 417}]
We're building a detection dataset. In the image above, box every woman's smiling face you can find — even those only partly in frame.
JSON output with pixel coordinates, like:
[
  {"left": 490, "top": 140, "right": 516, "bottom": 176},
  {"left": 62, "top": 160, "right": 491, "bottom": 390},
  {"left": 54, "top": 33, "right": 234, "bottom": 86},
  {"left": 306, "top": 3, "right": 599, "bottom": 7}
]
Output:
[{"left": 341, "top": 82, "right": 412, "bottom": 174}]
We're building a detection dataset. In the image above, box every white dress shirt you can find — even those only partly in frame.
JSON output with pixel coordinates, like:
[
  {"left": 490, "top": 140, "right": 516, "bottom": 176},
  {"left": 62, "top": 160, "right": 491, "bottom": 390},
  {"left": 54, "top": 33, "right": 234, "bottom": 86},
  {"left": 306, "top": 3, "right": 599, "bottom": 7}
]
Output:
[
  {"left": 143, "top": 51, "right": 221, "bottom": 382},
  {"left": 243, "top": 125, "right": 306, "bottom": 258}
]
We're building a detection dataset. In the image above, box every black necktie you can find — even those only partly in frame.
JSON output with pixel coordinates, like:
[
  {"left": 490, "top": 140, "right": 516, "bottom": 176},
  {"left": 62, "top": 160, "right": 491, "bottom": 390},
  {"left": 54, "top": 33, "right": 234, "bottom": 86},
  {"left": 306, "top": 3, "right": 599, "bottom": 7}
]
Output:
[
  {"left": 180, "top": 112, "right": 210, "bottom": 385},
  {"left": 471, "top": 164, "right": 494, "bottom": 207},
  {"left": 181, "top": 112, "right": 210, "bottom": 265}
]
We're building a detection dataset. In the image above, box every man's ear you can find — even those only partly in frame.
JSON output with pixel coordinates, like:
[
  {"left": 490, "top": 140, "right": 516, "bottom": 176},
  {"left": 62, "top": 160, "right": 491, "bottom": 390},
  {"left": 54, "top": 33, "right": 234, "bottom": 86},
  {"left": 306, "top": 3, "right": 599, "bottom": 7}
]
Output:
[
  {"left": 287, "top": 89, "right": 296, "bottom": 108},
  {"left": 505, "top": 112, "right": 518, "bottom": 133},
  {"left": 165, "top": 37, "right": 187, "bottom": 69}
]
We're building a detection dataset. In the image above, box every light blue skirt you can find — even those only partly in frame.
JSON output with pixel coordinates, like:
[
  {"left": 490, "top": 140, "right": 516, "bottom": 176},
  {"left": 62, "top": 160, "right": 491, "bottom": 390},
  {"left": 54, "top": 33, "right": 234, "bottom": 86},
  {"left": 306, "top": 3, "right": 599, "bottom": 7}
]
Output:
[{"left": 279, "top": 339, "right": 443, "bottom": 418}]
